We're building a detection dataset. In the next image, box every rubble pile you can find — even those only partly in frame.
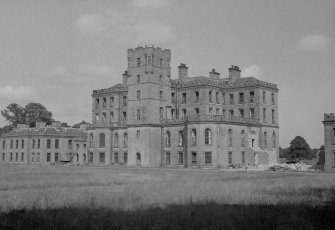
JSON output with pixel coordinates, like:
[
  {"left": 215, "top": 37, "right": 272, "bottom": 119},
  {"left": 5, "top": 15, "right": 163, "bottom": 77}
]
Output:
[{"left": 267, "top": 162, "right": 315, "bottom": 171}]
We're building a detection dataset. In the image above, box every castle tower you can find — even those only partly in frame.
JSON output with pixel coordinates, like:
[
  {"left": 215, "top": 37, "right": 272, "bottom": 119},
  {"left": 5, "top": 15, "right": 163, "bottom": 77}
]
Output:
[{"left": 126, "top": 46, "right": 171, "bottom": 167}]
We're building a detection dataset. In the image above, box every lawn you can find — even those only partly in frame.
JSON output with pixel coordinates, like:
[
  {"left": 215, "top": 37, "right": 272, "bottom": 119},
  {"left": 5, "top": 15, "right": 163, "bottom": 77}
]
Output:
[{"left": 0, "top": 164, "right": 335, "bottom": 229}]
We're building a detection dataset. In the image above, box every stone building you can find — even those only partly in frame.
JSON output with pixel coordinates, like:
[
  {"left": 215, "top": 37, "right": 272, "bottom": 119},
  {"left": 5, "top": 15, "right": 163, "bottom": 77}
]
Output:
[
  {"left": 88, "top": 46, "right": 279, "bottom": 168},
  {"left": 0, "top": 121, "right": 86, "bottom": 165},
  {"left": 323, "top": 113, "right": 335, "bottom": 172}
]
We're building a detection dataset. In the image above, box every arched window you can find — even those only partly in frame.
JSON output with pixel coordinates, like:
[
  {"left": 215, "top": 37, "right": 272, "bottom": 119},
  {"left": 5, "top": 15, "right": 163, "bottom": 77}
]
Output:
[
  {"left": 191, "top": 129, "right": 197, "bottom": 145},
  {"left": 228, "top": 129, "right": 233, "bottom": 146},
  {"left": 99, "top": 133, "right": 105, "bottom": 147},
  {"left": 89, "top": 133, "right": 94, "bottom": 147},
  {"left": 241, "top": 130, "right": 245, "bottom": 147},
  {"left": 272, "top": 131, "right": 276, "bottom": 148},
  {"left": 264, "top": 132, "right": 268, "bottom": 147},
  {"left": 114, "top": 133, "right": 119, "bottom": 148},
  {"left": 205, "top": 128, "right": 212, "bottom": 145},
  {"left": 123, "top": 133, "right": 128, "bottom": 147},
  {"left": 166, "top": 131, "right": 171, "bottom": 147}
]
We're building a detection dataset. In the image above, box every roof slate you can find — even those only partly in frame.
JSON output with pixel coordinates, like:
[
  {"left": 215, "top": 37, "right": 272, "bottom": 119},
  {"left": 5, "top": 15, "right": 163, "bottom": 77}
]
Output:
[{"left": 1, "top": 127, "right": 86, "bottom": 138}]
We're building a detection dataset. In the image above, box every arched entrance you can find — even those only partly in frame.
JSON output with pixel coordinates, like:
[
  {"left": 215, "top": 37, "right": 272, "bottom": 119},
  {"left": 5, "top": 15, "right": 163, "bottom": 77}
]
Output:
[{"left": 136, "top": 152, "right": 141, "bottom": 166}]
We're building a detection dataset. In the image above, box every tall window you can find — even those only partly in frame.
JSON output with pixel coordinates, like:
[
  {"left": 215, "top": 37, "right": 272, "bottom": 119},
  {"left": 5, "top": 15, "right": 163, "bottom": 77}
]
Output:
[
  {"left": 242, "top": 152, "right": 245, "bottom": 164},
  {"left": 137, "top": 58, "right": 140, "bottom": 67},
  {"left": 263, "top": 108, "right": 266, "bottom": 123},
  {"left": 10, "top": 140, "right": 13, "bottom": 149},
  {"left": 100, "top": 152, "right": 105, "bottom": 163},
  {"left": 171, "top": 92, "right": 176, "bottom": 103},
  {"left": 95, "top": 98, "right": 99, "bottom": 109},
  {"left": 160, "top": 91, "right": 163, "bottom": 100},
  {"left": 194, "top": 108, "right": 199, "bottom": 116},
  {"left": 123, "top": 133, "right": 128, "bottom": 147},
  {"left": 178, "top": 131, "right": 183, "bottom": 146},
  {"left": 16, "top": 140, "right": 18, "bottom": 149},
  {"left": 47, "top": 153, "right": 51, "bottom": 162},
  {"left": 264, "top": 132, "right": 268, "bottom": 147},
  {"left": 229, "top": 110, "right": 234, "bottom": 119},
  {"left": 160, "top": 107, "right": 163, "bottom": 120},
  {"left": 166, "top": 131, "right": 171, "bottom": 147},
  {"left": 10, "top": 152, "right": 13, "bottom": 162},
  {"left": 222, "top": 110, "right": 226, "bottom": 119},
  {"left": 36, "top": 152, "right": 40, "bottom": 162},
  {"left": 222, "top": 93, "right": 226, "bottom": 104},
  {"left": 21, "top": 152, "right": 24, "bottom": 162},
  {"left": 209, "top": 91, "right": 213, "bottom": 103},
  {"left": 15, "top": 152, "right": 18, "bottom": 162},
  {"left": 32, "top": 139, "right": 35, "bottom": 149},
  {"left": 165, "top": 152, "right": 171, "bottom": 165},
  {"left": 124, "top": 152, "right": 128, "bottom": 164},
  {"left": 37, "top": 139, "right": 40, "bottom": 149},
  {"left": 95, "top": 113, "right": 99, "bottom": 123},
  {"left": 123, "top": 96, "right": 127, "bottom": 107},
  {"left": 102, "top": 112, "right": 107, "bottom": 123},
  {"left": 137, "top": 109, "right": 141, "bottom": 120},
  {"left": 195, "top": 91, "right": 199, "bottom": 103},
  {"left": 55, "top": 153, "right": 59, "bottom": 162},
  {"left": 228, "top": 129, "right": 233, "bottom": 146},
  {"left": 191, "top": 152, "right": 197, "bottom": 165},
  {"left": 89, "top": 152, "right": 93, "bottom": 163},
  {"left": 147, "top": 55, "right": 152, "bottom": 64},
  {"left": 2, "top": 153, "right": 5, "bottom": 161},
  {"left": 229, "top": 94, "right": 234, "bottom": 105},
  {"left": 271, "top": 93, "right": 275, "bottom": 105},
  {"left": 191, "top": 129, "right": 197, "bottom": 145},
  {"left": 205, "top": 128, "right": 212, "bottom": 145},
  {"left": 249, "top": 91, "right": 254, "bottom": 102},
  {"left": 241, "top": 130, "right": 245, "bottom": 147},
  {"left": 99, "top": 133, "right": 105, "bottom": 147},
  {"left": 102, "top": 98, "right": 106, "bottom": 108},
  {"left": 239, "top": 92, "right": 244, "bottom": 104},
  {"left": 209, "top": 108, "right": 213, "bottom": 116},
  {"left": 55, "top": 139, "right": 59, "bottom": 149},
  {"left": 137, "top": 130, "right": 140, "bottom": 138},
  {"left": 21, "top": 140, "right": 24, "bottom": 149},
  {"left": 205, "top": 152, "right": 212, "bottom": 165},
  {"left": 272, "top": 131, "right": 276, "bottom": 148},
  {"left": 250, "top": 108, "right": 255, "bottom": 119},
  {"left": 178, "top": 152, "right": 183, "bottom": 164},
  {"left": 110, "top": 112, "right": 114, "bottom": 123},
  {"left": 114, "top": 152, "right": 118, "bottom": 163},
  {"left": 137, "top": 90, "right": 141, "bottom": 100},
  {"left": 263, "top": 91, "right": 266, "bottom": 103},
  {"left": 216, "top": 92, "right": 219, "bottom": 103},
  {"left": 182, "top": 93, "right": 186, "bottom": 104},
  {"left": 47, "top": 139, "right": 51, "bottom": 149},
  {"left": 272, "top": 110, "right": 275, "bottom": 124},
  {"left": 228, "top": 152, "right": 233, "bottom": 164},
  {"left": 114, "top": 133, "right": 119, "bottom": 148},
  {"left": 2, "top": 140, "right": 5, "bottom": 149},
  {"left": 89, "top": 134, "right": 93, "bottom": 147},
  {"left": 239, "top": 109, "right": 244, "bottom": 118},
  {"left": 110, "top": 97, "right": 114, "bottom": 107}
]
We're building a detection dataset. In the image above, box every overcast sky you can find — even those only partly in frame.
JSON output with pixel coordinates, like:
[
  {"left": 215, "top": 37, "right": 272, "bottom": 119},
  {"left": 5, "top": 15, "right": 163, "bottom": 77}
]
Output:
[{"left": 0, "top": 0, "right": 334, "bottom": 148}]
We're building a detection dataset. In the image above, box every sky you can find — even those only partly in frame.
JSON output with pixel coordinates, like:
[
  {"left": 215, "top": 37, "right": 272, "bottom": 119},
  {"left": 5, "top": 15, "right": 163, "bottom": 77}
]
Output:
[{"left": 0, "top": 0, "right": 334, "bottom": 148}]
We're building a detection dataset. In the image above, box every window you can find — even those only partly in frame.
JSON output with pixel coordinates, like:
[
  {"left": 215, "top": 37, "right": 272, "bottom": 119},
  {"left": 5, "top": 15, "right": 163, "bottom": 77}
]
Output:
[
  {"left": 229, "top": 110, "right": 234, "bottom": 119},
  {"left": 110, "top": 112, "right": 114, "bottom": 123},
  {"left": 242, "top": 152, "right": 245, "bottom": 164},
  {"left": 37, "top": 139, "right": 40, "bottom": 149},
  {"left": 95, "top": 113, "right": 99, "bottom": 123},
  {"left": 76, "top": 154, "right": 79, "bottom": 162},
  {"left": 263, "top": 108, "right": 267, "bottom": 123},
  {"left": 54, "top": 139, "right": 58, "bottom": 149},
  {"left": 99, "top": 133, "right": 105, "bottom": 147},
  {"left": 76, "top": 144, "right": 79, "bottom": 150},
  {"left": 95, "top": 98, "right": 99, "bottom": 109},
  {"left": 102, "top": 112, "right": 107, "bottom": 123},
  {"left": 137, "top": 90, "right": 141, "bottom": 100},
  {"left": 209, "top": 108, "right": 213, "bottom": 116},
  {"left": 194, "top": 108, "right": 199, "bottom": 116},
  {"left": 89, "top": 152, "right": 93, "bottom": 163},
  {"left": 166, "top": 131, "right": 171, "bottom": 147},
  {"left": 114, "top": 152, "right": 118, "bottom": 163},
  {"left": 250, "top": 108, "right": 255, "bottom": 119},
  {"left": 89, "top": 134, "right": 93, "bottom": 147},
  {"left": 178, "top": 131, "right": 183, "bottom": 146},
  {"left": 171, "top": 92, "right": 176, "bottom": 103},
  {"left": 205, "top": 128, "right": 212, "bottom": 145},
  {"left": 160, "top": 91, "right": 163, "bottom": 100},
  {"left": 271, "top": 93, "right": 275, "bottom": 105},
  {"left": 2, "top": 153, "right": 5, "bottom": 161},
  {"left": 165, "top": 152, "right": 171, "bottom": 165},
  {"left": 122, "top": 112, "right": 127, "bottom": 125},
  {"left": 21, "top": 140, "right": 24, "bottom": 149},
  {"left": 160, "top": 107, "right": 163, "bottom": 120},
  {"left": 216, "top": 108, "right": 219, "bottom": 115},
  {"left": 137, "top": 130, "right": 140, "bottom": 138},
  {"left": 16, "top": 140, "right": 18, "bottom": 149},
  {"left": 209, "top": 91, "right": 213, "bottom": 103},
  {"left": 123, "top": 96, "right": 127, "bottom": 107},
  {"left": 333, "top": 128, "right": 335, "bottom": 144},
  {"left": 181, "top": 109, "right": 186, "bottom": 118},
  {"left": 241, "top": 130, "right": 246, "bottom": 147},
  {"left": 15, "top": 152, "right": 18, "bottom": 162},
  {"left": 182, "top": 93, "right": 186, "bottom": 104},
  {"left": 191, "top": 152, "right": 197, "bottom": 165},
  {"left": 2, "top": 140, "right": 5, "bottom": 149},
  {"left": 55, "top": 153, "right": 59, "bottom": 162},
  {"left": 68, "top": 140, "right": 72, "bottom": 149},
  {"left": 124, "top": 152, "right": 128, "bottom": 164},
  {"left": 222, "top": 110, "right": 226, "bottom": 119},
  {"left": 239, "top": 92, "right": 244, "bottom": 104},
  {"left": 102, "top": 98, "right": 106, "bottom": 108},
  {"left": 272, "top": 110, "right": 275, "bottom": 124},
  {"left": 36, "top": 153, "right": 40, "bottom": 162},
  {"left": 31, "top": 152, "right": 34, "bottom": 162},
  {"left": 264, "top": 132, "right": 268, "bottom": 147},
  {"left": 195, "top": 91, "right": 199, "bottom": 103},
  {"left": 239, "top": 109, "right": 244, "bottom": 118},
  {"left": 114, "top": 133, "right": 119, "bottom": 148},
  {"left": 229, "top": 94, "right": 234, "bottom": 105},
  {"left": 178, "top": 152, "right": 183, "bottom": 164},
  {"left": 100, "top": 152, "right": 105, "bottom": 163},
  {"left": 10, "top": 152, "right": 13, "bottom": 162},
  {"left": 10, "top": 140, "right": 13, "bottom": 149},
  {"left": 137, "top": 58, "right": 140, "bottom": 67},
  {"left": 32, "top": 139, "right": 35, "bottom": 149},
  {"left": 272, "top": 131, "right": 276, "bottom": 148},
  {"left": 205, "top": 152, "right": 212, "bottom": 165},
  {"left": 47, "top": 139, "right": 51, "bottom": 149},
  {"left": 216, "top": 92, "right": 219, "bottom": 103},
  {"left": 191, "top": 129, "right": 197, "bottom": 145},
  {"left": 110, "top": 97, "right": 114, "bottom": 107},
  {"left": 123, "top": 133, "right": 128, "bottom": 148},
  {"left": 47, "top": 153, "right": 51, "bottom": 162},
  {"left": 263, "top": 91, "right": 266, "bottom": 103},
  {"left": 222, "top": 93, "right": 226, "bottom": 104},
  {"left": 228, "top": 129, "right": 233, "bottom": 146},
  {"left": 228, "top": 152, "right": 233, "bottom": 164},
  {"left": 249, "top": 91, "right": 254, "bottom": 102},
  {"left": 137, "top": 109, "right": 141, "bottom": 120}
]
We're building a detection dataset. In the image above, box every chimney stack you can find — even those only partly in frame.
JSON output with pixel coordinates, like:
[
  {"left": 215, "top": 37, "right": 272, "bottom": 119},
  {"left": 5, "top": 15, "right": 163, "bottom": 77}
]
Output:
[
  {"left": 178, "top": 63, "right": 188, "bottom": 79},
  {"left": 209, "top": 69, "right": 220, "bottom": 79},
  {"left": 51, "top": 121, "right": 62, "bottom": 130},
  {"left": 16, "top": 124, "right": 29, "bottom": 130},
  {"left": 122, "top": 70, "right": 129, "bottom": 86},
  {"left": 228, "top": 65, "right": 241, "bottom": 79}
]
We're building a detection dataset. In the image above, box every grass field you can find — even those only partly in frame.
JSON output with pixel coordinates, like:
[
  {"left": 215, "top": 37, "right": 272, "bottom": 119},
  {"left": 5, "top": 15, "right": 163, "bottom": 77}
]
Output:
[{"left": 0, "top": 164, "right": 335, "bottom": 229}]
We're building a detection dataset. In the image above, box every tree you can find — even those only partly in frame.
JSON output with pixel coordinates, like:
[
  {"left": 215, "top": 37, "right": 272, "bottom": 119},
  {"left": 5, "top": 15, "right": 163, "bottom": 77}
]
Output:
[
  {"left": 0, "top": 125, "right": 14, "bottom": 135},
  {"left": 1, "top": 103, "right": 25, "bottom": 127},
  {"left": 288, "top": 136, "right": 312, "bottom": 160}
]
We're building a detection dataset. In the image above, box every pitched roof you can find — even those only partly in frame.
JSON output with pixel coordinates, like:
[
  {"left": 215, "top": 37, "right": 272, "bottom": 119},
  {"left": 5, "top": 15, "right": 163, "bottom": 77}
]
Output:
[
  {"left": 1, "top": 127, "right": 86, "bottom": 138},
  {"left": 93, "top": 83, "right": 128, "bottom": 95}
]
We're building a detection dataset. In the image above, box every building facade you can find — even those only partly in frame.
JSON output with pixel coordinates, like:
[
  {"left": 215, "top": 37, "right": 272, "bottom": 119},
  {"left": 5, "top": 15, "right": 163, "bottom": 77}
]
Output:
[
  {"left": 0, "top": 122, "right": 87, "bottom": 165},
  {"left": 88, "top": 46, "right": 279, "bottom": 168},
  {"left": 323, "top": 113, "right": 335, "bottom": 172}
]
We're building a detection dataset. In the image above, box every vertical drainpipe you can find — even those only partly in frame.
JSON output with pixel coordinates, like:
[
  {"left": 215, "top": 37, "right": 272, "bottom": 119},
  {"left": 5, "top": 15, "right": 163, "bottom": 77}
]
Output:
[{"left": 184, "top": 116, "right": 188, "bottom": 168}]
